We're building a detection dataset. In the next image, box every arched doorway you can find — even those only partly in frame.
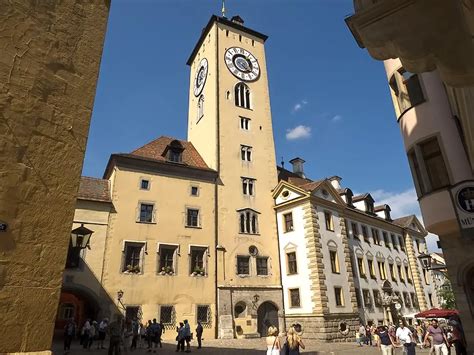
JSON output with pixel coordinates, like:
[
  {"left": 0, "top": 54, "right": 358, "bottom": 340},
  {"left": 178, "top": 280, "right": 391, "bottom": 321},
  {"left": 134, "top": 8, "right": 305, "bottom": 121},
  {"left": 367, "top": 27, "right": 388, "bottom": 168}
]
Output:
[
  {"left": 257, "top": 302, "right": 279, "bottom": 337},
  {"left": 55, "top": 288, "right": 100, "bottom": 336}
]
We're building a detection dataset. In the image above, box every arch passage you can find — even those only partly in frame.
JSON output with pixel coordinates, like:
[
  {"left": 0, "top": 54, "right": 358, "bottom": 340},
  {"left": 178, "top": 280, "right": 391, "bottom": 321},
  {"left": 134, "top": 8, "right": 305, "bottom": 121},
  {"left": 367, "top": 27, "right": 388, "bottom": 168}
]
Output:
[
  {"left": 55, "top": 289, "right": 100, "bottom": 334},
  {"left": 257, "top": 301, "right": 279, "bottom": 337}
]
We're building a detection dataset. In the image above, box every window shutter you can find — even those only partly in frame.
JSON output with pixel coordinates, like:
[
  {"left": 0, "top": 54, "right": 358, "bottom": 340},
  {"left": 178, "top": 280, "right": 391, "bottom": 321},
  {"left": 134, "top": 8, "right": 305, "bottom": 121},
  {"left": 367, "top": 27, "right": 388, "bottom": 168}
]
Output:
[{"left": 406, "top": 74, "right": 425, "bottom": 106}]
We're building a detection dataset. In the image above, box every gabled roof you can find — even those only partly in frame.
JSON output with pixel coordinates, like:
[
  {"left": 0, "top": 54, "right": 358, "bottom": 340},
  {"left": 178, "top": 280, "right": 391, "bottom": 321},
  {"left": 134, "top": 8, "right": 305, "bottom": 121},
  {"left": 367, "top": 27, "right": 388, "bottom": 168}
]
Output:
[
  {"left": 131, "top": 136, "right": 210, "bottom": 170},
  {"left": 277, "top": 166, "right": 312, "bottom": 185},
  {"left": 392, "top": 215, "right": 415, "bottom": 228},
  {"left": 374, "top": 204, "right": 391, "bottom": 212},
  {"left": 352, "top": 193, "right": 374, "bottom": 203},
  {"left": 77, "top": 177, "right": 111, "bottom": 203}
]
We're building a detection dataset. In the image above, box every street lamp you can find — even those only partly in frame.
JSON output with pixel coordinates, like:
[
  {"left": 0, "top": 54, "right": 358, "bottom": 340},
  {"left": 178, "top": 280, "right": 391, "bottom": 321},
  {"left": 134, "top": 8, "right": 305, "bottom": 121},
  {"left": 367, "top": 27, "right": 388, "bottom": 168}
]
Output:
[
  {"left": 70, "top": 224, "right": 94, "bottom": 249},
  {"left": 418, "top": 252, "right": 432, "bottom": 269},
  {"left": 117, "top": 290, "right": 124, "bottom": 301}
]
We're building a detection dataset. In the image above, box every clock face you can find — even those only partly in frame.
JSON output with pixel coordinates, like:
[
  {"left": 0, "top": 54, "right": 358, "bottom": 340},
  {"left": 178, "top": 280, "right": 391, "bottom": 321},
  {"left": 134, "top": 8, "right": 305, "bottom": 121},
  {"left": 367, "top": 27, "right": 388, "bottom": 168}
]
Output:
[
  {"left": 194, "top": 58, "right": 208, "bottom": 97},
  {"left": 224, "top": 47, "right": 260, "bottom": 82}
]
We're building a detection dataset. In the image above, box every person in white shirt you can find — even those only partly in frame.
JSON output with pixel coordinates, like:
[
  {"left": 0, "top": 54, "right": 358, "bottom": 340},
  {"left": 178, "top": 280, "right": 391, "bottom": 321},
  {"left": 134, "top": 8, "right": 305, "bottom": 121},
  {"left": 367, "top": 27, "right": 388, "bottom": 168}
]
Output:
[{"left": 396, "top": 320, "right": 416, "bottom": 355}]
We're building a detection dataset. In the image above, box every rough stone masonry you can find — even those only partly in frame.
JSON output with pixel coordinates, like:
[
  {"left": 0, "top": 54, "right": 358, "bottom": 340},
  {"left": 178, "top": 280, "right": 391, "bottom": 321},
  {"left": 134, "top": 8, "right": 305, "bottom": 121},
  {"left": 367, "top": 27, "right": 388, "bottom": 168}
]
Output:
[{"left": 0, "top": 1, "right": 110, "bottom": 353}]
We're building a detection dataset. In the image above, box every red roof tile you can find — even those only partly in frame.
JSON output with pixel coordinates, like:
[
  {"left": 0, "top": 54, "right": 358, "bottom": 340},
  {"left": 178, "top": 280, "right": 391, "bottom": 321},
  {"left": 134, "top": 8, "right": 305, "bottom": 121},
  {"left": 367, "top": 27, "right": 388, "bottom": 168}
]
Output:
[{"left": 78, "top": 177, "right": 111, "bottom": 203}]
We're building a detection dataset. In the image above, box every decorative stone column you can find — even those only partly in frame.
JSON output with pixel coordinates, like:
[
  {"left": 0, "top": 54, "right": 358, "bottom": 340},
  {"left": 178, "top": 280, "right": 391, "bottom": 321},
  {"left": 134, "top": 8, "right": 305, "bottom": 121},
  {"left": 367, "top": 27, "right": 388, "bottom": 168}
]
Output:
[{"left": 404, "top": 231, "right": 428, "bottom": 310}]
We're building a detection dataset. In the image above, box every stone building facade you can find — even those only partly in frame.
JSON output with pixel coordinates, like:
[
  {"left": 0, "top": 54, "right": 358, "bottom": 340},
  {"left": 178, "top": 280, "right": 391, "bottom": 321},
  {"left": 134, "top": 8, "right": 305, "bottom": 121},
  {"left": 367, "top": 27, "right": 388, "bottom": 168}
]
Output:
[
  {"left": 273, "top": 162, "right": 437, "bottom": 341},
  {"left": 346, "top": 1, "right": 474, "bottom": 351},
  {"left": 0, "top": 2, "right": 110, "bottom": 353}
]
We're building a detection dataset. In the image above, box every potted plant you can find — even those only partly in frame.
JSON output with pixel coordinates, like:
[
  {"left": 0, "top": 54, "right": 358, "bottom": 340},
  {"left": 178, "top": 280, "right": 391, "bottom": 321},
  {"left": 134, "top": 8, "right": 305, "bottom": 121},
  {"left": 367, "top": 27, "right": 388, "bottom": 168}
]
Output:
[
  {"left": 165, "top": 266, "right": 174, "bottom": 275},
  {"left": 126, "top": 264, "right": 140, "bottom": 273},
  {"left": 193, "top": 266, "right": 205, "bottom": 276}
]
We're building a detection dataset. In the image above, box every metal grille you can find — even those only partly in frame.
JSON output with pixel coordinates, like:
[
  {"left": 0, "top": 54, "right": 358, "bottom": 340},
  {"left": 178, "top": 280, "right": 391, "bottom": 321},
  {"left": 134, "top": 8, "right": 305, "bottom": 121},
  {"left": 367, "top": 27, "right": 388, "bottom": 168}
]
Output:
[
  {"left": 160, "top": 305, "right": 175, "bottom": 329},
  {"left": 196, "top": 305, "right": 211, "bottom": 326}
]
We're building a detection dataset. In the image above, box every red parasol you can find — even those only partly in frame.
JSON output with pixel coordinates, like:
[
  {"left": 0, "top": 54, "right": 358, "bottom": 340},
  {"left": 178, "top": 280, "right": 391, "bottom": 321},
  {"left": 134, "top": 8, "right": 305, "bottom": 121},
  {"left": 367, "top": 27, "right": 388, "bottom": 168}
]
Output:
[{"left": 415, "top": 308, "right": 459, "bottom": 318}]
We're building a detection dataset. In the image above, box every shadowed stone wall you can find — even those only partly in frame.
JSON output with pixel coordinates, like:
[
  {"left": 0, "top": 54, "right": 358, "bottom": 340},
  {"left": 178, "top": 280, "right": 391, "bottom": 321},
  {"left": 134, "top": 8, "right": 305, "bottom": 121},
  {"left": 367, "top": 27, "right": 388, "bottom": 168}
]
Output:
[{"left": 0, "top": 1, "right": 110, "bottom": 353}]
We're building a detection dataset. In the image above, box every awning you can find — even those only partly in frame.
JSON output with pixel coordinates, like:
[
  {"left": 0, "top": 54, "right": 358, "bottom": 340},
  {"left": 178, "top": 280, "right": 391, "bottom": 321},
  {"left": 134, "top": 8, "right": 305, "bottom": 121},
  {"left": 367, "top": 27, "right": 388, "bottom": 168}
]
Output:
[{"left": 415, "top": 308, "right": 459, "bottom": 318}]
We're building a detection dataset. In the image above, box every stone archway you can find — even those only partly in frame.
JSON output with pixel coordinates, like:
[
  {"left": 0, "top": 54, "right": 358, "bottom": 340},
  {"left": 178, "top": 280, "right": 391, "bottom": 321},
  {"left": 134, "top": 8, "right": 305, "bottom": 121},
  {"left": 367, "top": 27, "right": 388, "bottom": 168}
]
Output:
[{"left": 257, "top": 301, "right": 279, "bottom": 337}]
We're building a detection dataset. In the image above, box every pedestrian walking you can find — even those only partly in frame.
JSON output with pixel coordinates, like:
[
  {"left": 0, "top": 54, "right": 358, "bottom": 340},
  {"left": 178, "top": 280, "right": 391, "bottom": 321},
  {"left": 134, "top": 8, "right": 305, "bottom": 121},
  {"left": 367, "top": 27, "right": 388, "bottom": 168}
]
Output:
[
  {"left": 265, "top": 326, "right": 280, "bottom": 355},
  {"left": 88, "top": 321, "right": 97, "bottom": 349},
  {"left": 195, "top": 321, "right": 203, "bottom": 349},
  {"left": 81, "top": 319, "right": 92, "bottom": 349},
  {"left": 98, "top": 318, "right": 108, "bottom": 349},
  {"left": 176, "top": 322, "right": 186, "bottom": 352},
  {"left": 138, "top": 323, "right": 146, "bottom": 349},
  {"left": 64, "top": 318, "right": 76, "bottom": 353},
  {"left": 358, "top": 322, "right": 367, "bottom": 347},
  {"left": 396, "top": 320, "right": 416, "bottom": 355},
  {"left": 108, "top": 315, "right": 123, "bottom": 355},
  {"left": 183, "top": 319, "right": 192, "bottom": 353},
  {"left": 145, "top": 320, "right": 153, "bottom": 350},
  {"left": 424, "top": 319, "right": 449, "bottom": 355},
  {"left": 416, "top": 322, "right": 424, "bottom": 349},
  {"left": 377, "top": 325, "right": 398, "bottom": 355},
  {"left": 366, "top": 324, "right": 373, "bottom": 346}
]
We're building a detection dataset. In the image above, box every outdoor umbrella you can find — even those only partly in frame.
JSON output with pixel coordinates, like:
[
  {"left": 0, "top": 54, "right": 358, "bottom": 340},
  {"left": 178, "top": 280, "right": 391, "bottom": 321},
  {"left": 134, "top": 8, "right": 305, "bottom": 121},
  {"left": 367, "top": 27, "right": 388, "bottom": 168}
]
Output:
[{"left": 415, "top": 308, "right": 459, "bottom": 318}]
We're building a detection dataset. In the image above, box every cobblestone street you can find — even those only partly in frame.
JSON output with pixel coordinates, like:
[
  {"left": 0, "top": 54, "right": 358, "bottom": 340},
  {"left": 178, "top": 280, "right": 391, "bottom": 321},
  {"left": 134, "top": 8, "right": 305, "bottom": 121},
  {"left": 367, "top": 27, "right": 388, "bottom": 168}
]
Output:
[{"left": 53, "top": 339, "right": 434, "bottom": 355}]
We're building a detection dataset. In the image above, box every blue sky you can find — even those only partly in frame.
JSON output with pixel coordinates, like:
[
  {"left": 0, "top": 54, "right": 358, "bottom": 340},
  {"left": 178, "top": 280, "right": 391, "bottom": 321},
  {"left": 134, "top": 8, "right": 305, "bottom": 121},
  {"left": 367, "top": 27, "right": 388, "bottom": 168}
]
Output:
[{"left": 83, "top": 0, "right": 438, "bottom": 250}]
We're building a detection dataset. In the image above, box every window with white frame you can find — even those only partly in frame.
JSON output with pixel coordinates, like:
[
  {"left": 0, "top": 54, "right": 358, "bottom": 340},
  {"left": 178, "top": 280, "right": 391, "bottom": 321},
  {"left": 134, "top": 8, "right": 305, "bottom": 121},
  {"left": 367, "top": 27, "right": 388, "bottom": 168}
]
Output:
[
  {"left": 407, "top": 137, "right": 450, "bottom": 197},
  {"left": 240, "top": 145, "right": 252, "bottom": 162},
  {"left": 186, "top": 208, "right": 200, "bottom": 227},
  {"left": 122, "top": 241, "right": 145, "bottom": 274},
  {"left": 235, "top": 82, "right": 251, "bottom": 109},
  {"left": 138, "top": 203, "right": 155, "bottom": 223},
  {"left": 389, "top": 68, "right": 425, "bottom": 115},
  {"left": 190, "top": 246, "right": 207, "bottom": 275},
  {"left": 158, "top": 244, "right": 178, "bottom": 275},
  {"left": 324, "top": 211, "right": 334, "bottom": 231},
  {"left": 283, "top": 212, "right": 294, "bottom": 232},
  {"left": 287, "top": 251, "right": 297, "bottom": 275},
  {"left": 140, "top": 178, "right": 150, "bottom": 190},
  {"left": 190, "top": 186, "right": 199, "bottom": 197},
  {"left": 289, "top": 288, "right": 301, "bottom": 308},
  {"left": 334, "top": 287, "right": 344, "bottom": 306},
  {"left": 240, "top": 116, "right": 250, "bottom": 130},
  {"left": 197, "top": 95, "right": 204, "bottom": 122},
  {"left": 238, "top": 209, "right": 259, "bottom": 234},
  {"left": 242, "top": 177, "right": 255, "bottom": 196}
]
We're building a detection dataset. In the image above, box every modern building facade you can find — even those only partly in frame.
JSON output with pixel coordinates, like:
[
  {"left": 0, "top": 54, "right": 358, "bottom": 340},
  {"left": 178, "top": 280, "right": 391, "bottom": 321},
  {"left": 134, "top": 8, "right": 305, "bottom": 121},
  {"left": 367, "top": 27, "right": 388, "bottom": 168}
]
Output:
[
  {"left": 273, "top": 161, "right": 437, "bottom": 340},
  {"left": 346, "top": 0, "right": 474, "bottom": 351}
]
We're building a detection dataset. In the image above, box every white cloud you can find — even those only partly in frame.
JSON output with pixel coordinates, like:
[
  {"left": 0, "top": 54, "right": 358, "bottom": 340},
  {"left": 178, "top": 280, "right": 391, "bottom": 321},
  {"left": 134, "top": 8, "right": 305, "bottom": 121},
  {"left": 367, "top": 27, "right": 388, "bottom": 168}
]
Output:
[
  {"left": 286, "top": 125, "right": 311, "bottom": 140},
  {"left": 332, "top": 115, "right": 342, "bottom": 122},
  {"left": 292, "top": 100, "right": 308, "bottom": 113},
  {"left": 369, "top": 187, "right": 440, "bottom": 252}
]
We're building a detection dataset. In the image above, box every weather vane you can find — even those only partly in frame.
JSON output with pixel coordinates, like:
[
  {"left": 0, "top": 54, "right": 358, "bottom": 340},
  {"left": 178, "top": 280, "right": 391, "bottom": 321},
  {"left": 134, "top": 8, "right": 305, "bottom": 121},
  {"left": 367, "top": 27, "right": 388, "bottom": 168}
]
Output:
[{"left": 221, "top": 0, "right": 226, "bottom": 18}]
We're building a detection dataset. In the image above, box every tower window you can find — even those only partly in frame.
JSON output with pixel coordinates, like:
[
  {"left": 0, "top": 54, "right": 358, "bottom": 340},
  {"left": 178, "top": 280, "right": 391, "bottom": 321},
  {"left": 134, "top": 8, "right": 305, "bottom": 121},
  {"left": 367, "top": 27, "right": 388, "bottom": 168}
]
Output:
[
  {"left": 240, "top": 117, "right": 250, "bottom": 130},
  {"left": 186, "top": 208, "right": 200, "bottom": 227},
  {"left": 289, "top": 288, "right": 301, "bottom": 308},
  {"left": 238, "top": 209, "right": 259, "bottom": 234},
  {"left": 330, "top": 250, "right": 340, "bottom": 274},
  {"left": 197, "top": 95, "right": 204, "bottom": 123},
  {"left": 324, "top": 211, "right": 334, "bottom": 231},
  {"left": 240, "top": 145, "right": 252, "bottom": 161},
  {"left": 235, "top": 82, "right": 251, "bottom": 109},
  {"left": 334, "top": 287, "right": 344, "bottom": 306},
  {"left": 242, "top": 177, "right": 255, "bottom": 196},
  {"left": 287, "top": 252, "right": 297, "bottom": 275},
  {"left": 140, "top": 179, "right": 150, "bottom": 190}
]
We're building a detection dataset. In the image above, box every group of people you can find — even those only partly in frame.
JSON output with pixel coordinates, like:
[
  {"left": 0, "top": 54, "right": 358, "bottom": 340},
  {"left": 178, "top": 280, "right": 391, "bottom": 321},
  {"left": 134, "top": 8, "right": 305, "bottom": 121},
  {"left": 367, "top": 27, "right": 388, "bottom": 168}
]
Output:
[
  {"left": 63, "top": 315, "right": 204, "bottom": 354},
  {"left": 265, "top": 324, "right": 305, "bottom": 355},
  {"left": 356, "top": 318, "right": 467, "bottom": 355},
  {"left": 63, "top": 318, "right": 109, "bottom": 352}
]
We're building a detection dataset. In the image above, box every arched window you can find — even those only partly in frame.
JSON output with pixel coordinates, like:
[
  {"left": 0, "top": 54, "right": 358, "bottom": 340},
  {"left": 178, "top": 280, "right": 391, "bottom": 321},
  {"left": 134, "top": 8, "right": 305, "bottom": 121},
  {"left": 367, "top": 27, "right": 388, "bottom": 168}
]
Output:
[
  {"left": 235, "top": 82, "right": 251, "bottom": 109},
  {"left": 197, "top": 95, "right": 204, "bottom": 122},
  {"left": 59, "top": 303, "right": 75, "bottom": 320}
]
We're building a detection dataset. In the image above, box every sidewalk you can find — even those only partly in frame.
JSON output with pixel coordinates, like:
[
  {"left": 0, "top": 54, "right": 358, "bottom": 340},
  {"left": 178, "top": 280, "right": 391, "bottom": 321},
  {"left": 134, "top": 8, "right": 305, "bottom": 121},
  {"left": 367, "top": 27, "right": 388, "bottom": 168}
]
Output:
[{"left": 53, "top": 338, "right": 434, "bottom": 355}]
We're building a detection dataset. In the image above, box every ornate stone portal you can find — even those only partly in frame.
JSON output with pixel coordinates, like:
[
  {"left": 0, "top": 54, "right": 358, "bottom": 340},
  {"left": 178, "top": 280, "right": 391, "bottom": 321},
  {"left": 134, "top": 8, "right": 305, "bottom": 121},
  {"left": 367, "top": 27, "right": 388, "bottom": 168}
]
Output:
[{"left": 381, "top": 281, "right": 401, "bottom": 325}]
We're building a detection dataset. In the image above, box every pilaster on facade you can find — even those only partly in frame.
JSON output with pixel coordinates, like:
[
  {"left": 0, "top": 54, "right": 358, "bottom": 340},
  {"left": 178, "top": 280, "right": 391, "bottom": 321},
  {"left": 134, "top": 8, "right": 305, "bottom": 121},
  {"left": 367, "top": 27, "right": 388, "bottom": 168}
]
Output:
[
  {"left": 339, "top": 218, "right": 358, "bottom": 312},
  {"left": 404, "top": 231, "right": 428, "bottom": 310},
  {"left": 302, "top": 201, "right": 329, "bottom": 315}
]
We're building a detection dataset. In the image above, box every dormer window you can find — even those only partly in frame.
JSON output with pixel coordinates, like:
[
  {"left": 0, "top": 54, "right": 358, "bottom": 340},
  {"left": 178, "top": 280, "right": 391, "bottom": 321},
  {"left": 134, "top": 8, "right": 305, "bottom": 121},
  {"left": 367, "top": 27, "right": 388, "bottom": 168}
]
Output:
[
  {"left": 165, "top": 140, "right": 184, "bottom": 163},
  {"left": 366, "top": 200, "right": 374, "bottom": 214}
]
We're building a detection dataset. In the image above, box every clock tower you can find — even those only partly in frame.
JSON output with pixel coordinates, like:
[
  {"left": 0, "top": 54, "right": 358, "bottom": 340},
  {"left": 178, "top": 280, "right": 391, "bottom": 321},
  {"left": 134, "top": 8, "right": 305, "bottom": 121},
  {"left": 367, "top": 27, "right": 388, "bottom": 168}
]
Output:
[{"left": 187, "top": 15, "right": 283, "bottom": 338}]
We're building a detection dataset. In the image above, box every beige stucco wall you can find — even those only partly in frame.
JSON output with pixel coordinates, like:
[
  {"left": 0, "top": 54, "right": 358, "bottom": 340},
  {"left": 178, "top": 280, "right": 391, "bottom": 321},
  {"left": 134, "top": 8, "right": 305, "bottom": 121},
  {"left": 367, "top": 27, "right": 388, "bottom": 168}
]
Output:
[
  {"left": 102, "top": 166, "right": 216, "bottom": 339},
  {"left": 0, "top": 2, "right": 110, "bottom": 353}
]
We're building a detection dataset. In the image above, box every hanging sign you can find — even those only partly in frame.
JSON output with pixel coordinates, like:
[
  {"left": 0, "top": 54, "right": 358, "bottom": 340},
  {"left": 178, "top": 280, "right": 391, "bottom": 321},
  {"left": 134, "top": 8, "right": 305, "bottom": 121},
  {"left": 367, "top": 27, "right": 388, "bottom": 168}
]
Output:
[{"left": 451, "top": 181, "right": 474, "bottom": 237}]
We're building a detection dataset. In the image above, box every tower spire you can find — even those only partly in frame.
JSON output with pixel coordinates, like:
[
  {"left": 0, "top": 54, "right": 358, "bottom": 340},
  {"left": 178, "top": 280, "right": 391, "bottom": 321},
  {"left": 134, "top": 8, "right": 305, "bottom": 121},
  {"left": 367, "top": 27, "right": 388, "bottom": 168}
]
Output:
[{"left": 221, "top": 0, "right": 226, "bottom": 18}]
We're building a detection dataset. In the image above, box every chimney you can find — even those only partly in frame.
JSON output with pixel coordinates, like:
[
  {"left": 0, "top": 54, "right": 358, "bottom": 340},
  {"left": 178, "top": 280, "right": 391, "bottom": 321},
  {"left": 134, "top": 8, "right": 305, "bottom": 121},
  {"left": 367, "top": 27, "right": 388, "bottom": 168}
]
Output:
[
  {"left": 289, "top": 157, "right": 305, "bottom": 178},
  {"left": 328, "top": 176, "right": 342, "bottom": 190}
]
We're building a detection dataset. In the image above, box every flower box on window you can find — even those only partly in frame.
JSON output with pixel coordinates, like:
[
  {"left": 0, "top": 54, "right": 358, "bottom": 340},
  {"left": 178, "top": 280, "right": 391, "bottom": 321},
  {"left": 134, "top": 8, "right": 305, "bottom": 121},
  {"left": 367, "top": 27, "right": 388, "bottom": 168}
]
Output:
[{"left": 159, "top": 266, "right": 174, "bottom": 275}]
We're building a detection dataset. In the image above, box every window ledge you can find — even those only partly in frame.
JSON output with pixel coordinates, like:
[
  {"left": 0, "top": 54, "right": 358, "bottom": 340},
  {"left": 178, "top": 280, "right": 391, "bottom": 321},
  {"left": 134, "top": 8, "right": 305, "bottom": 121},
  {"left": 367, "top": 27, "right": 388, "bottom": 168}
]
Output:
[
  {"left": 287, "top": 273, "right": 298, "bottom": 276},
  {"left": 185, "top": 225, "right": 202, "bottom": 229},
  {"left": 238, "top": 232, "right": 260, "bottom": 236},
  {"left": 190, "top": 273, "right": 207, "bottom": 277},
  {"left": 158, "top": 272, "right": 175, "bottom": 276},
  {"left": 257, "top": 274, "right": 270, "bottom": 278},
  {"left": 237, "top": 274, "right": 250, "bottom": 278},
  {"left": 122, "top": 271, "right": 143, "bottom": 275},
  {"left": 332, "top": 272, "right": 341, "bottom": 275},
  {"left": 136, "top": 221, "right": 157, "bottom": 225}
]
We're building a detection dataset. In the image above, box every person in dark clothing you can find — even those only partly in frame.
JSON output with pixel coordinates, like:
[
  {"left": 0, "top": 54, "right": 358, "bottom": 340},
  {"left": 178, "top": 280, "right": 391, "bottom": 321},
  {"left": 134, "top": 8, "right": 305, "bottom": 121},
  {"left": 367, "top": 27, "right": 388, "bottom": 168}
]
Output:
[
  {"left": 64, "top": 318, "right": 76, "bottom": 353},
  {"left": 108, "top": 315, "right": 123, "bottom": 355},
  {"left": 196, "top": 322, "right": 203, "bottom": 349},
  {"left": 366, "top": 325, "right": 372, "bottom": 346},
  {"left": 130, "top": 318, "right": 139, "bottom": 350}
]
